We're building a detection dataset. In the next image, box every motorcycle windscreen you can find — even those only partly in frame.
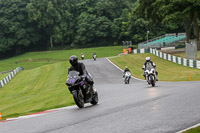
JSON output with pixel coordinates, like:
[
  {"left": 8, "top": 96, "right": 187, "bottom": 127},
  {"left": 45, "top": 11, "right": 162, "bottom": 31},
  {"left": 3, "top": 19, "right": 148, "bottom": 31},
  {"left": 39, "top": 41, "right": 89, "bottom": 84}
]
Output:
[
  {"left": 125, "top": 72, "right": 131, "bottom": 77},
  {"left": 146, "top": 62, "right": 153, "bottom": 69},
  {"left": 67, "top": 71, "right": 80, "bottom": 84},
  {"left": 146, "top": 66, "right": 153, "bottom": 71}
]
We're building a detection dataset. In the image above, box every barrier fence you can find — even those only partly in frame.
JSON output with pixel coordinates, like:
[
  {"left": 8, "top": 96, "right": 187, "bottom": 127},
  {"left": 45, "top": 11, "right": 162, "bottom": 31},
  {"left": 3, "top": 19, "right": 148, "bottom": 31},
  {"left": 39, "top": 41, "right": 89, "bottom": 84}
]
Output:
[
  {"left": 125, "top": 48, "right": 200, "bottom": 69},
  {"left": 138, "top": 33, "right": 186, "bottom": 49},
  {"left": 0, "top": 67, "right": 24, "bottom": 88}
]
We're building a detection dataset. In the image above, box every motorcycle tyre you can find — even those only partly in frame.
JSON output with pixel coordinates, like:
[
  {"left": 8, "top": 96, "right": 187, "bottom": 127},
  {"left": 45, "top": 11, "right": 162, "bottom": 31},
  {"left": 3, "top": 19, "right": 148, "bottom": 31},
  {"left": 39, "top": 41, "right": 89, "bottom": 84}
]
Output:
[
  {"left": 73, "top": 90, "right": 84, "bottom": 108},
  {"left": 149, "top": 75, "right": 155, "bottom": 87},
  {"left": 90, "top": 91, "right": 98, "bottom": 105},
  {"left": 151, "top": 82, "right": 155, "bottom": 87}
]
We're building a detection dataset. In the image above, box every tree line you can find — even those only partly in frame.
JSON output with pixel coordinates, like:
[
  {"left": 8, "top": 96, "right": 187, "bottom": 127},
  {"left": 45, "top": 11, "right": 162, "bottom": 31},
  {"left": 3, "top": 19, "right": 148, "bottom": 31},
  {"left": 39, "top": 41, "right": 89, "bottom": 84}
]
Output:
[
  {"left": 135, "top": 0, "right": 200, "bottom": 45},
  {"left": 0, "top": 0, "right": 188, "bottom": 58}
]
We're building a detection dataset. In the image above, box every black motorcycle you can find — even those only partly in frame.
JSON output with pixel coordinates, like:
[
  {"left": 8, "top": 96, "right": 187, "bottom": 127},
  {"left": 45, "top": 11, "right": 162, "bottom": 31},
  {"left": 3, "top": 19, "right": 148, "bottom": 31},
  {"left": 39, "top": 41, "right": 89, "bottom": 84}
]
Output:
[{"left": 65, "top": 70, "right": 98, "bottom": 108}]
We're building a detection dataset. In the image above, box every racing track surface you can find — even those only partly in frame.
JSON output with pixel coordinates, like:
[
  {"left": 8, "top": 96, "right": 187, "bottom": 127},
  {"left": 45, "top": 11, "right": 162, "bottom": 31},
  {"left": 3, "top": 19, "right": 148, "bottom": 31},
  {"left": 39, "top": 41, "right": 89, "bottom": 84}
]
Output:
[{"left": 1, "top": 58, "right": 200, "bottom": 133}]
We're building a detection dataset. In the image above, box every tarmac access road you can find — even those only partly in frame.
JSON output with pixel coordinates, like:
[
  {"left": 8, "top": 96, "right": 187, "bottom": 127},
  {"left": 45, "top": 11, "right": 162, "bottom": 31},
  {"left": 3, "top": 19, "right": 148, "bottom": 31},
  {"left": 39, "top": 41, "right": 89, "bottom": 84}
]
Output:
[{"left": 0, "top": 58, "right": 200, "bottom": 133}]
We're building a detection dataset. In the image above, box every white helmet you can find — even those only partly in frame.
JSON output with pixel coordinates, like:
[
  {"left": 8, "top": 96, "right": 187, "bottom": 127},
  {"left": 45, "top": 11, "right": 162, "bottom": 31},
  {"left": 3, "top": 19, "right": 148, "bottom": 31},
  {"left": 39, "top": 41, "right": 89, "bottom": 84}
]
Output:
[{"left": 146, "top": 57, "right": 151, "bottom": 61}]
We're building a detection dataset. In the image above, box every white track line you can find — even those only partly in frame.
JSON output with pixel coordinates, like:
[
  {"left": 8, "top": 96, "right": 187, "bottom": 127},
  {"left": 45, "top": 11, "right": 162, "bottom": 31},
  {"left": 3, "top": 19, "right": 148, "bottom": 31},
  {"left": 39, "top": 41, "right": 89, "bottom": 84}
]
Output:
[
  {"left": 106, "top": 58, "right": 145, "bottom": 81},
  {"left": 176, "top": 123, "right": 200, "bottom": 133}
]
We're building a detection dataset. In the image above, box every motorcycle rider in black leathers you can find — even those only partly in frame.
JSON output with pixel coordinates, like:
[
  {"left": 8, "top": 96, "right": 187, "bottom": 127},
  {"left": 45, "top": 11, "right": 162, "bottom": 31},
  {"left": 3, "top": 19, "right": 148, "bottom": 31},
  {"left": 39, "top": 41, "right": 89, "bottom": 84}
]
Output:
[
  {"left": 142, "top": 57, "right": 158, "bottom": 81},
  {"left": 68, "top": 55, "right": 94, "bottom": 101},
  {"left": 68, "top": 55, "right": 94, "bottom": 86}
]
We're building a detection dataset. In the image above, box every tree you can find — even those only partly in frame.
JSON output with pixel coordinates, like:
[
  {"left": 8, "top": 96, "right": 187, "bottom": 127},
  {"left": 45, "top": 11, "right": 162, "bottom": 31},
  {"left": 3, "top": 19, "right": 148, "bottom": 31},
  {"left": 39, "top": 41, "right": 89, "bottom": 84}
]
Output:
[
  {"left": 27, "top": 0, "right": 68, "bottom": 48},
  {"left": 0, "top": 0, "right": 39, "bottom": 55},
  {"left": 135, "top": 0, "right": 200, "bottom": 44}
]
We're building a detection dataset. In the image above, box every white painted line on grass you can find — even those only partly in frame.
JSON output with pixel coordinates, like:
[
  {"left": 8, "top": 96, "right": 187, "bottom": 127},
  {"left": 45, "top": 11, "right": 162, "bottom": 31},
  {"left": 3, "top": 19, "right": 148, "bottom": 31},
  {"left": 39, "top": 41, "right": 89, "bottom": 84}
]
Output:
[
  {"left": 106, "top": 58, "right": 145, "bottom": 81},
  {"left": 176, "top": 123, "right": 200, "bottom": 133}
]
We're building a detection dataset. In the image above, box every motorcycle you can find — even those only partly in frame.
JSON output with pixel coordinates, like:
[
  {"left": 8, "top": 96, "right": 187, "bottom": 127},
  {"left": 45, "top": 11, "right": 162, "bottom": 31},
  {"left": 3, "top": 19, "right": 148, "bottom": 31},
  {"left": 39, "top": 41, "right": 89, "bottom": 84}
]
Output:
[
  {"left": 124, "top": 71, "right": 131, "bottom": 84},
  {"left": 81, "top": 54, "right": 84, "bottom": 60},
  {"left": 65, "top": 70, "right": 98, "bottom": 108},
  {"left": 144, "top": 66, "right": 157, "bottom": 87},
  {"left": 93, "top": 55, "right": 96, "bottom": 61}
]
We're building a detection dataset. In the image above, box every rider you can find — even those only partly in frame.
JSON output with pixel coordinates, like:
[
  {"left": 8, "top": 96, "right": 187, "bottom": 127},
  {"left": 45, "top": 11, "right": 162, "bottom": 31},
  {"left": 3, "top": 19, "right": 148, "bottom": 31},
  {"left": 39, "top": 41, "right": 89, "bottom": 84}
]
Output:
[
  {"left": 142, "top": 57, "right": 158, "bottom": 81},
  {"left": 93, "top": 52, "right": 96, "bottom": 58},
  {"left": 68, "top": 55, "right": 94, "bottom": 86},
  {"left": 81, "top": 53, "right": 84, "bottom": 60},
  {"left": 123, "top": 66, "right": 131, "bottom": 77}
]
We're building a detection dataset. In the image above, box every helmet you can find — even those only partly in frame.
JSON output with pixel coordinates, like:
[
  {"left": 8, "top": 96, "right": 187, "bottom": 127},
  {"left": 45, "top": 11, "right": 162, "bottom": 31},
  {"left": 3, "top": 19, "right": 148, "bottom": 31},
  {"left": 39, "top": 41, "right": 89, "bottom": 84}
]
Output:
[
  {"left": 69, "top": 55, "right": 78, "bottom": 67},
  {"left": 146, "top": 57, "right": 151, "bottom": 62},
  {"left": 125, "top": 66, "right": 128, "bottom": 68}
]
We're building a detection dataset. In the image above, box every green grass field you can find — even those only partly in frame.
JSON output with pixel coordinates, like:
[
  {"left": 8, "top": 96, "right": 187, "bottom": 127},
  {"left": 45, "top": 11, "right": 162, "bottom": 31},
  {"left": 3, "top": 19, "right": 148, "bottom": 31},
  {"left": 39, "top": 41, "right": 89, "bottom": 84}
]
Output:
[
  {"left": 110, "top": 53, "right": 200, "bottom": 81},
  {"left": 0, "top": 46, "right": 123, "bottom": 72},
  {"left": 0, "top": 46, "right": 123, "bottom": 120},
  {"left": 0, "top": 73, "right": 8, "bottom": 80},
  {"left": 0, "top": 62, "right": 74, "bottom": 119},
  {"left": 172, "top": 51, "right": 200, "bottom": 60}
]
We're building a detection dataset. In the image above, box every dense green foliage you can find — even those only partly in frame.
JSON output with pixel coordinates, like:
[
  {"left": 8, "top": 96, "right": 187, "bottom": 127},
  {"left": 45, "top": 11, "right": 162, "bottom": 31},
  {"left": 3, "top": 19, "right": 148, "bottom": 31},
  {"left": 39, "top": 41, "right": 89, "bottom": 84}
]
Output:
[
  {"left": 0, "top": 0, "right": 187, "bottom": 58},
  {"left": 135, "top": 0, "right": 200, "bottom": 43}
]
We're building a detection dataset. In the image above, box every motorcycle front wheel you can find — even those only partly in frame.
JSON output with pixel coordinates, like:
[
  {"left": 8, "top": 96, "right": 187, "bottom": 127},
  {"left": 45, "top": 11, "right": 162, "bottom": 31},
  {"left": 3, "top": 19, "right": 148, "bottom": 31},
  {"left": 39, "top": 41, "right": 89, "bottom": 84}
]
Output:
[
  {"left": 73, "top": 90, "right": 84, "bottom": 108},
  {"left": 151, "top": 82, "right": 155, "bottom": 87},
  {"left": 149, "top": 75, "right": 155, "bottom": 87}
]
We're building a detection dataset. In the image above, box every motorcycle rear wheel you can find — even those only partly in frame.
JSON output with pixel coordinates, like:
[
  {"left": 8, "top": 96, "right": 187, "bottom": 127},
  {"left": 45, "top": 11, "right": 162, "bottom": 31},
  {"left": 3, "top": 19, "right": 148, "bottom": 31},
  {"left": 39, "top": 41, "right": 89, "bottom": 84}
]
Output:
[{"left": 90, "top": 91, "right": 98, "bottom": 105}]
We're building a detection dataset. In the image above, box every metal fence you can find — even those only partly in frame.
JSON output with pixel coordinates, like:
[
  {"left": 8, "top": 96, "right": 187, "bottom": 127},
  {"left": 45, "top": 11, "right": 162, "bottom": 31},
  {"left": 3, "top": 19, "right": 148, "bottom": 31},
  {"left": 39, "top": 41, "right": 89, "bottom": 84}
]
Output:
[
  {"left": 127, "top": 48, "right": 200, "bottom": 69},
  {"left": 0, "top": 67, "right": 24, "bottom": 88},
  {"left": 138, "top": 33, "right": 186, "bottom": 49}
]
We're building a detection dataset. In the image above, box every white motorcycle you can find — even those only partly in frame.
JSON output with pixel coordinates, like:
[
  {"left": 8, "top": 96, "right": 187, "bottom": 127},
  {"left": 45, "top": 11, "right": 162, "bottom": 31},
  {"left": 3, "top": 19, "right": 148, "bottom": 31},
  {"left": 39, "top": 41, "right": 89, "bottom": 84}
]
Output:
[
  {"left": 145, "top": 66, "right": 157, "bottom": 87},
  {"left": 93, "top": 55, "right": 96, "bottom": 61},
  {"left": 81, "top": 54, "right": 84, "bottom": 60},
  {"left": 124, "top": 71, "right": 131, "bottom": 84}
]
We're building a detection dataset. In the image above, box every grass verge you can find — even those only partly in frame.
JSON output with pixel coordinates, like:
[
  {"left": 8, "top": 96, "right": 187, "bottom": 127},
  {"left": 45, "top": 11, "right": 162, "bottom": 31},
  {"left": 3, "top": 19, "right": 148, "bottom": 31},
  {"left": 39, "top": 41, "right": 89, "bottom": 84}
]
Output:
[
  {"left": 0, "top": 62, "right": 73, "bottom": 120},
  {"left": 0, "top": 46, "right": 123, "bottom": 120},
  {"left": 182, "top": 126, "right": 200, "bottom": 133},
  {"left": 0, "top": 73, "right": 8, "bottom": 80},
  {"left": 0, "top": 46, "right": 123, "bottom": 72},
  {"left": 109, "top": 53, "right": 200, "bottom": 81}
]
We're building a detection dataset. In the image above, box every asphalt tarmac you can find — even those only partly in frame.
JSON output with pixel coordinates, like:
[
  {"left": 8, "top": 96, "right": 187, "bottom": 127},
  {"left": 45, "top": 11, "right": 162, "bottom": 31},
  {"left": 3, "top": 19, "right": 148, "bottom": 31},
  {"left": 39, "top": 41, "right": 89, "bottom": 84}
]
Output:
[{"left": 1, "top": 58, "right": 200, "bottom": 133}]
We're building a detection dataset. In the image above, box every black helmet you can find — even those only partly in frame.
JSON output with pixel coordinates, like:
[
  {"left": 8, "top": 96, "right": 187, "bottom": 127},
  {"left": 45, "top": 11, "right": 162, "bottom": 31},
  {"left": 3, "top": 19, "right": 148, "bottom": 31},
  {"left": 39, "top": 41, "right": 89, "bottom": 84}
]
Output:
[{"left": 69, "top": 55, "right": 78, "bottom": 67}]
